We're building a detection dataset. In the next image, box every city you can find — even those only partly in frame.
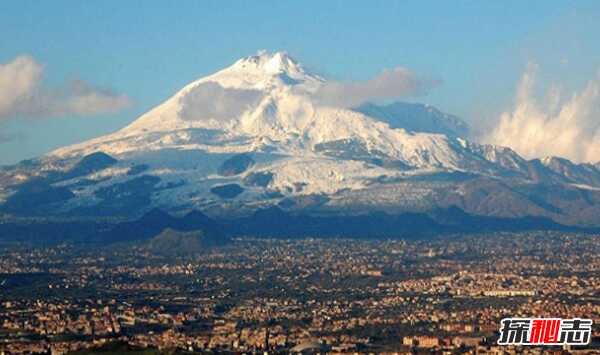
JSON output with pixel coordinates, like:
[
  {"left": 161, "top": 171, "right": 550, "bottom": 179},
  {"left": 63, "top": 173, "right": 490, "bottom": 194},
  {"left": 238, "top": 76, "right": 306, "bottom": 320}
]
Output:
[{"left": 1, "top": 232, "right": 599, "bottom": 354}]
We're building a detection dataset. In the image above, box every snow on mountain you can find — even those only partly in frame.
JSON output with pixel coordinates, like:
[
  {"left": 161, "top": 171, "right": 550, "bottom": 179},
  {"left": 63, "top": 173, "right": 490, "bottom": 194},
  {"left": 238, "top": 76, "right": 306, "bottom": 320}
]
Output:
[
  {"left": 51, "top": 51, "right": 503, "bottom": 172},
  {"left": 354, "top": 101, "right": 469, "bottom": 137},
  {"left": 4, "top": 50, "right": 600, "bottom": 221},
  {"left": 539, "top": 156, "right": 600, "bottom": 186}
]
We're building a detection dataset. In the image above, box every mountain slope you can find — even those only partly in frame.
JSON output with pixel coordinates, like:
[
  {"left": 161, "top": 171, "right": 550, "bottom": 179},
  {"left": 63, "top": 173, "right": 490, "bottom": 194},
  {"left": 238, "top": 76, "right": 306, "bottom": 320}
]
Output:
[{"left": 354, "top": 101, "right": 469, "bottom": 137}]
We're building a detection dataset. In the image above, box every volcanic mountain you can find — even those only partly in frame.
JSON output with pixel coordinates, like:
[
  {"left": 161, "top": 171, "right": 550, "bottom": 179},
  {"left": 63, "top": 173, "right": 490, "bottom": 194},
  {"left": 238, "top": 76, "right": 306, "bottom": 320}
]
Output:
[{"left": 2, "top": 51, "right": 600, "bottom": 228}]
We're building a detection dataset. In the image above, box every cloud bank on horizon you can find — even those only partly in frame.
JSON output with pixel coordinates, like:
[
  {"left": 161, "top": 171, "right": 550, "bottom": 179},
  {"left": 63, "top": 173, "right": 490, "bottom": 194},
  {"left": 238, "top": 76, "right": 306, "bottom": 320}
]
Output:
[
  {"left": 0, "top": 55, "right": 131, "bottom": 122},
  {"left": 484, "top": 63, "right": 600, "bottom": 163}
]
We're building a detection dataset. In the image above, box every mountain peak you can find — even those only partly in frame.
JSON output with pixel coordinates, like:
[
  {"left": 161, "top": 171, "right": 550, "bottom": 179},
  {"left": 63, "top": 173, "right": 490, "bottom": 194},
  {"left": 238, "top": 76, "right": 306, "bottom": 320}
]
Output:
[{"left": 230, "top": 50, "right": 309, "bottom": 79}]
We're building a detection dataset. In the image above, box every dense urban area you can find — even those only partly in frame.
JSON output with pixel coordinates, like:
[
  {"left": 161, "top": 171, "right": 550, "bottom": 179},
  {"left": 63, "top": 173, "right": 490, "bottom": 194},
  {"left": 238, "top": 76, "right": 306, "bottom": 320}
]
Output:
[{"left": 1, "top": 232, "right": 600, "bottom": 354}]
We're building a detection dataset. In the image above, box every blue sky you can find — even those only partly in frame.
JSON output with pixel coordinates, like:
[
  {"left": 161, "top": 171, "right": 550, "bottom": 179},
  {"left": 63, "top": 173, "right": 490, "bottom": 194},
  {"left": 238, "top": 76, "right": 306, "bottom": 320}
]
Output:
[{"left": 1, "top": 1, "right": 599, "bottom": 164}]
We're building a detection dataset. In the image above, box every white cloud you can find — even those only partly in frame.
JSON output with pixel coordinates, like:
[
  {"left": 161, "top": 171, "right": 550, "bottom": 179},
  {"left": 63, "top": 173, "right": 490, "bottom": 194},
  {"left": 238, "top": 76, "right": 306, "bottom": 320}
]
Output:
[
  {"left": 313, "top": 67, "right": 439, "bottom": 108},
  {"left": 179, "top": 82, "right": 263, "bottom": 122},
  {"left": 0, "top": 55, "right": 130, "bottom": 121},
  {"left": 484, "top": 63, "right": 600, "bottom": 163},
  {"left": 0, "top": 55, "right": 43, "bottom": 118}
]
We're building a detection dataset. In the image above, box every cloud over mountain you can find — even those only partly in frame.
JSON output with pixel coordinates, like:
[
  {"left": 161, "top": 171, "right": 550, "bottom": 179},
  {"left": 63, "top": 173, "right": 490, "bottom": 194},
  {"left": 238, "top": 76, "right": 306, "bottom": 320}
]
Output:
[
  {"left": 0, "top": 55, "right": 42, "bottom": 119},
  {"left": 313, "top": 67, "right": 439, "bottom": 108},
  {"left": 484, "top": 63, "right": 600, "bottom": 163},
  {"left": 0, "top": 55, "right": 131, "bottom": 121},
  {"left": 179, "top": 82, "right": 262, "bottom": 122}
]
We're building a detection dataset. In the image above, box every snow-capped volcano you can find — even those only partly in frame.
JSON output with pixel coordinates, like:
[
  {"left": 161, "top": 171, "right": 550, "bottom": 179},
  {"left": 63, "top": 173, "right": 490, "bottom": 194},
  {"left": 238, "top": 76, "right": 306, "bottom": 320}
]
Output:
[
  {"left": 53, "top": 51, "right": 485, "bottom": 171},
  {"left": 4, "top": 51, "right": 600, "bottom": 226}
]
